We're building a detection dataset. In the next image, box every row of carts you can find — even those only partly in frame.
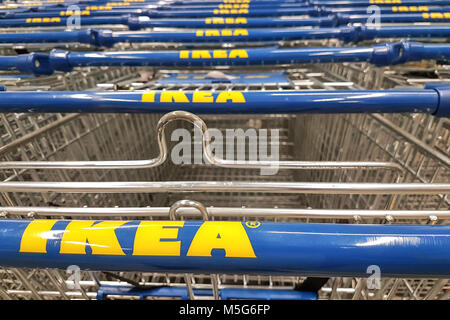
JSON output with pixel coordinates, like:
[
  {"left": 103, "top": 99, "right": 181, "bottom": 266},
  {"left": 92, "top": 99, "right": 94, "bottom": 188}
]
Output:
[{"left": 0, "top": 0, "right": 448, "bottom": 300}]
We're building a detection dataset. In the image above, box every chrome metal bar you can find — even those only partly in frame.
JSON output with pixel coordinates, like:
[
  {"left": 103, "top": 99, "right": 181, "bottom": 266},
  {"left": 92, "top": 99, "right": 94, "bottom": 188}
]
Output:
[
  {"left": 0, "top": 181, "right": 448, "bottom": 194},
  {"left": 1, "top": 206, "right": 449, "bottom": 220}
]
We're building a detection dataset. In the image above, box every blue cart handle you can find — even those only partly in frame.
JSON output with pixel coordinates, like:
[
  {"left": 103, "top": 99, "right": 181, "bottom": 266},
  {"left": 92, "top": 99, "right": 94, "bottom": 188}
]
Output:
[
  {"left": 0, "top": 85, "right": 449, "bottom": 117},
  {"left": 2, "top": 25, "right": 450, "bottom": 46},
  {"left": 310, "top": 0, "right": 450, "bottom": 6},
  {"left": 4, "top": 12, "right": 450, "bottom": 29},
  {"left": 2, "top": 219, "right": 450, "bottom": 277},
  {"left": 2, "top": 41, "right": 450, "bottom": 75},
  {"left": 96, "top": 285, "right": 318, "bottom": 300}
]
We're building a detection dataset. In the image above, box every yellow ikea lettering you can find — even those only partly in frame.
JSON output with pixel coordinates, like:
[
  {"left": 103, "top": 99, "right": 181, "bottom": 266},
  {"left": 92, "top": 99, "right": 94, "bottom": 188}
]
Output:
[
  {"left": 59, "top": 221, "right": 128, "bottom": 255},
  {"left": 216, "top": 91, "right": 246, "bottom": 103},
  {"left": 392, "top": 5, "right": 428, "bottom": 12},
  {"left": 86, "top": 5, "right": 112, "bottom": 10},
  {"left": 224, "top": 0, "right": 250, "bottom": 3},
  {"left": 187, "top": 222, "right": 256, "bottom": 258},
  {"left": 205, "top": 17, "right": 222, "bottom": 24},
  {"left": 193, "top": 91, "right": 214, "bottom": 102},
  {"left": 205, "top": 29, "right": 221, "bottom": 36},
  {"left": 228, "top": 49, "right": 248, "bottom": 58},
  {"left": 133, "top": 221, "right": 184, "bottom": 256},
  {"left": 178, "top": 49, "right": 248, "bottom": 59},
  {"left": 196, "top": 29, "right": 248, "bottom": 37},
  {"left": 141, "top": 91, "right": 246, "bottom": 103},
  {"left": 205, "top": 17, "right": 247, "bottom": 24},
  {"left": 371, "top": 0, "right": 401, "bottom": 3},
  {"left": 20, "top": 220, "right": 58, "bottom": 253},
  {"left": 213, "top": 50, "right": 228, "bottom": 58},
  {"left": 219, "top": 4, "right": 248, "bottom": 8},
  {"left": 192, "top": 50, "right": 212, "bottom": 58},
  {"left": 142, "top": 91, "right": 155, "bottom": 102},
  {"left": 160, "top": 91, "right": 190, "bottom": 103},
  {"left": 27, "top": 17, "right": 61, "bottom": 23},
  {"left": 431, "top": 12, "right": 444, "bottom": 18},
  {"left": 213, "top": 9, "right": 248, "bottom": 14},
  {"left": 233, "top": 17, "right": 247, "bottom": 24},
  {"left": 423, "top": 12, "right": 450, "bottom": 19},
  {"left": 60, "top": 10, "right": 90, "bottom": 16}
]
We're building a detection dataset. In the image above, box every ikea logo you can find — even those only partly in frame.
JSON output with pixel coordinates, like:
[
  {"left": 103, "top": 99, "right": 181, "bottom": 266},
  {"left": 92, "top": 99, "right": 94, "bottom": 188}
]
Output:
[
  {"left": 370, "top": 0, "right": 401, "bottom": 3},
  {"left": 213, "top": 9, "right": 249, "bottom": 14},
  {"left": 391, "top": 5, "right": 428, "bottom": 11},
  {"left": 422, "top": 12, "right": 450, "bottom": 19},
  {"left": 196, "top": 29, "right": 248, "bottom": 36},
  {"left": 223, "top": 0, "right": 250, "bottom": 3},
  {"left": 205, "top": 17, "right": 248, "bottom": 24},
  {"left": 60, "top": 10, "right": 91, "bottom": 16},
  {"left": 85, "top": 5, "right": 112, "bottom": 10},
  {"left": 141, "top": 91, "right": 246, "bottom": 103},
  {"left": 179, "top": 49, "right": 248, "bottom": 59},
  {"left": 19, "top": 220, "right": 257, "bottom": 258},
  {"left": 26, "top": 17, "right": 61, "bottom": 23},
  {"left": 219, "top": 4, "right": 249, "bottom": 8}
]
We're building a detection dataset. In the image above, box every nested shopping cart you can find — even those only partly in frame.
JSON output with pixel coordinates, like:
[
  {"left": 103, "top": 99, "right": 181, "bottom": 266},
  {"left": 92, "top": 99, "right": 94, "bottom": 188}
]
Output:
[{"left": 0, "top": 0, "right": 448, "bottom": 301}]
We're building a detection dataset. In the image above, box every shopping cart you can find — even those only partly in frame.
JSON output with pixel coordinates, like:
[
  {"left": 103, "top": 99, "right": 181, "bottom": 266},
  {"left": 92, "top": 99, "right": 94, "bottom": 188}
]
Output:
[
  {"left": 0, "top": 0, "right": 448, "bottom": 301},
  {"left": 0, "top": 60, "right": 447, "bottom": 299}
]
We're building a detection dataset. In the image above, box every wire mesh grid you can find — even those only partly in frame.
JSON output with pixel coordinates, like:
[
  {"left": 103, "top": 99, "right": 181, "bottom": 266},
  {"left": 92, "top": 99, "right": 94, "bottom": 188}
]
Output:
[{"left": 0, "top": 37, "right": 448, "bottom": 299}]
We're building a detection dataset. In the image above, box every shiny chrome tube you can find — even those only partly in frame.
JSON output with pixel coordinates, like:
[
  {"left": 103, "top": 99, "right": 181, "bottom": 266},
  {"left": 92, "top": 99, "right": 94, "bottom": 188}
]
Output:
[
  {"left": 0, "top": 181, "right": 447, "bottom": 194},
  {"left": 1, "top": 206, "right": 449, "bottom": 220}
]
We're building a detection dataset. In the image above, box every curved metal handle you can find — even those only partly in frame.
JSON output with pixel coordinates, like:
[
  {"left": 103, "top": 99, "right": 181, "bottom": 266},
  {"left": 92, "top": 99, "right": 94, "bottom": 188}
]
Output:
[
  {"left": 0, "top": 110, "right": 405, "bottom": 172},
  {"left": 169, "top": 200, "right": 210, "bottom": 220}
]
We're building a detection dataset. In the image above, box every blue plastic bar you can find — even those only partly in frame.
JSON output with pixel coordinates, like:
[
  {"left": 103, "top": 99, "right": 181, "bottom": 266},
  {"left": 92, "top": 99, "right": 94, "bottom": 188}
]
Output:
[
  {"left": 0, "top": 9, "right": 144, "bottom": 19},
  {"left": 322, "top": 5, "right": 450, "bottom": 15},
  {"left": 91, "top": 27, "right": 355, "bottom": 46},
  {"left": 0, "top": 29, "right": 95, "bottom": 44},
  {"left": 128, "top": 16, "right": 338, "bottom": 29},
  {"left": 167, "top": 0, "right": 305, "bottom": 4},
  {"left": 0, "top": 41, "right": 439, "bottom": 75},
  {"left": 54, "top": 41, "right": 450, "bottom": 66},
  {"left": 2, "top": 219, "right": 450, "bottom": 277},
  {"left": 159, "top": 3, "right": 311, "bottom": 10},
  {"left": 144, "top": 7, "right": 317, "bottom": 17},
  {"left": 310, "top": 0, "right": 450, "bottom": 6},
  {"left": 0, "top": 7, "right": 317, "bottom": 19},
  {"left": 96, "top": 285, "right": 318, "bottom": 300},
  {"left": 70, "top": 27, "right": 450, "bottom": 46},
  {"left": 0, "top": 86, "right": 449, "bottom": 116},
  {"left": 338, "top": 12, "right": 450, "bottom": 24},
  {"left": 6, "top": 11, "right": 450, "bottom": 29},
  {"left": 2, "top": 25, "right": 450, "bottom": 45},
  {"left": 0, "top": 53, "right": 53, "bottom": 75},
  {"left": 0, "top": 16, "right": 128, "bottom": 28}
]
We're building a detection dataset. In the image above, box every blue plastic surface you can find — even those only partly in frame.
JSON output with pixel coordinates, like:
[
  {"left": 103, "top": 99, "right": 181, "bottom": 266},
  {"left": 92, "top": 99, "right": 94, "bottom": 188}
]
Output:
[
  {"left": 2, "top": 26, "right": 450, "bottom": 46},
  {"left": 2, "top": 219, "right": 450, "bottom": 277},
  {"left": 96, "top": 285, "right": 318, "bottom": 300},
  {"left": 2, "top": 41, "right": 450, "bottom": 75},
  {"left": 0, "top": 88, "right": 443, "bottom": 115}
]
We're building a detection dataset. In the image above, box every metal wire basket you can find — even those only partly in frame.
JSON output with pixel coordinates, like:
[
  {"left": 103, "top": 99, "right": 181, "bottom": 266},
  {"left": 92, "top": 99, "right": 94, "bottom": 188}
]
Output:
[{"left": 0, "top": 57, "right": 448, "bottom": 300}]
